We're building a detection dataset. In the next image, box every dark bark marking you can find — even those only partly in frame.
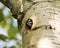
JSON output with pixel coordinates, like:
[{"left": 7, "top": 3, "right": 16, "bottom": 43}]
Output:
[
  {"left": 28, "top": 45, "right": 35, "bottom": 48},
  {"left": 17, "top": 12, "right": 25, "bottom": 29}
]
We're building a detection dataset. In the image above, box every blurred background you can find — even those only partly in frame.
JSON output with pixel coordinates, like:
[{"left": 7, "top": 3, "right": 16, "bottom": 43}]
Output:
[{"left": 0, "top": 2, "right": 22, "bottom": 48}]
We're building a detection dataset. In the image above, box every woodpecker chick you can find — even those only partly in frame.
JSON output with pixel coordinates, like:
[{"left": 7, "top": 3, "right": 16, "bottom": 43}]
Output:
[{"left": 26, "top": 19, "right": 33, "bottom": 29}]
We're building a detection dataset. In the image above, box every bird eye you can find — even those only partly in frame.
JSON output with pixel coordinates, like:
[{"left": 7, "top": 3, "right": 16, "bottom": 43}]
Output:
[{"left": 26, "top": 18, "right": 33, "bottom": 29}]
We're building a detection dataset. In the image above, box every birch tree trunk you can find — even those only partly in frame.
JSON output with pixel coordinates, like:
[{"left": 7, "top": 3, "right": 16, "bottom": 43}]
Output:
[{"left": 0, "top": 0, "right": 60, "bottom": 48}]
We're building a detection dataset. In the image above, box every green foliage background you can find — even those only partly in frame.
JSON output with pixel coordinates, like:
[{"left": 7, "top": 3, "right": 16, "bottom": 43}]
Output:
[{"left": 0, "top": 2, "right": 22, "bottom": 48}]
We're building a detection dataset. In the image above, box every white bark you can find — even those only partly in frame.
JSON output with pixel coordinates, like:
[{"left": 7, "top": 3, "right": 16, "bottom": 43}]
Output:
[
  {"left": 21, "top": 0, "right": 60, "bottom": 48},
  {"left": 1, "top": 0, "right": 60, "bottom": 48}
]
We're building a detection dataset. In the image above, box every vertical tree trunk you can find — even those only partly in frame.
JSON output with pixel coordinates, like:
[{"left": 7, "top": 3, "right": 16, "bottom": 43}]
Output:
[
  {"left": 21, "top": 0, "right": 60, "bottom": 48},
  {"left": 0, "top": 0, "right": 60, "bottom": 48}
]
